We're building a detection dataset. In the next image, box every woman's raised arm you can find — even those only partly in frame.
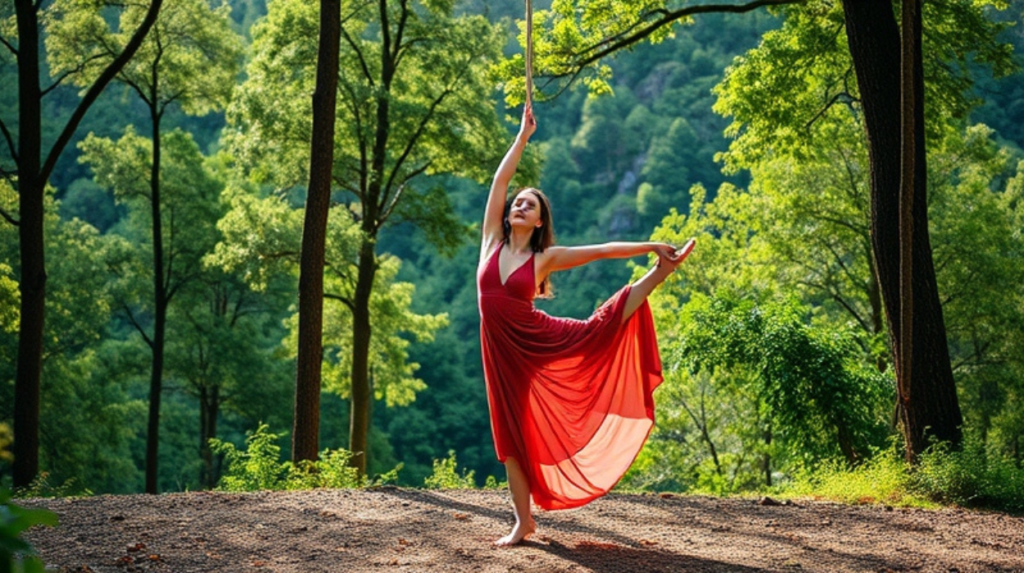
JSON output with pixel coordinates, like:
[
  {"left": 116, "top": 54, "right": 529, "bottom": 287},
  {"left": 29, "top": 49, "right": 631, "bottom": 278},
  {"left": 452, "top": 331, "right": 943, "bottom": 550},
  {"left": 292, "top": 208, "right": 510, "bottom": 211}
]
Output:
[{"left": 482, "top": 105, "right": 536, "bottom": 256}]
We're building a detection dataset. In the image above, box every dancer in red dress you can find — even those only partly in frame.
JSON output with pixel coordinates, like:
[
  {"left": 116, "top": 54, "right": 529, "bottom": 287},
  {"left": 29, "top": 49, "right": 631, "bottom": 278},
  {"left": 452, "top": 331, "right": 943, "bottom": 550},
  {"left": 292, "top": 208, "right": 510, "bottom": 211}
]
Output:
[{"left": 479, "top": 104, "right": 694, "bottom": 546}]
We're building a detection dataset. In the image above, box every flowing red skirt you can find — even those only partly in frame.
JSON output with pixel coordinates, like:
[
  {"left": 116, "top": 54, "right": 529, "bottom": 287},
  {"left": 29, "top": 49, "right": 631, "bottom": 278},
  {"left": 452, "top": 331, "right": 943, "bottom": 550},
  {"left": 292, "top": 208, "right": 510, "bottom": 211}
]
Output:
[{"left": 477, "top": 245, "right": 663, "bottom": 510}]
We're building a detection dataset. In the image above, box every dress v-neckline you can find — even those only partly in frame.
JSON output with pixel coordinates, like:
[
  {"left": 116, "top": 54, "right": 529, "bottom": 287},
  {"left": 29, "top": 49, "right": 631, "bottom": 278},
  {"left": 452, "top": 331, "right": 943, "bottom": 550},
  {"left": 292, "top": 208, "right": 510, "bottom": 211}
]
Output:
[{"left": 497, "top": 245, "right": 534, "bottom": 287}]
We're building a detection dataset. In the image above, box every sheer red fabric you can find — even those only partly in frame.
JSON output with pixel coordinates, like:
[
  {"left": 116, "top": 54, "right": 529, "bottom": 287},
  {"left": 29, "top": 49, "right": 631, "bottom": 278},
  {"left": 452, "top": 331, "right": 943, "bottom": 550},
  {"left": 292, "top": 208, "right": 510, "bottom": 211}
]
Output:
[{"left": 477, "top": 244, "right": 663, "bottom": 510}]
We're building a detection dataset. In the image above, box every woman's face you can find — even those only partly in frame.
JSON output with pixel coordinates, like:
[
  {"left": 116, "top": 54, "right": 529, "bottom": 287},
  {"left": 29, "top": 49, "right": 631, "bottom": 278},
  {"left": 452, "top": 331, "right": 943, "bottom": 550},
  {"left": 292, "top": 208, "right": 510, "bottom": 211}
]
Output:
[{"left": 508, "top": 190, "right": 543, "bottom": 230}]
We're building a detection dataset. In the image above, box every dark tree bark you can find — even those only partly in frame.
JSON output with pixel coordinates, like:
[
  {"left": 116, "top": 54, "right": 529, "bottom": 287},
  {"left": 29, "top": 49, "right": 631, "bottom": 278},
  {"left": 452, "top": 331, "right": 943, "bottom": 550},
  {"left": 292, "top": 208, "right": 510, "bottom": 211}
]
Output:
[
  {"left": 293, "top": 0, "right": 342, "bottom": 463},
  {"left": 11, "top": 0, "right": 163, "bottom": 488},
  {"left": 841, "top": 0, "right": 962, "bottom": 459},
  {"left": 145, "top": 100, "right": 167, "bottom": 494}
]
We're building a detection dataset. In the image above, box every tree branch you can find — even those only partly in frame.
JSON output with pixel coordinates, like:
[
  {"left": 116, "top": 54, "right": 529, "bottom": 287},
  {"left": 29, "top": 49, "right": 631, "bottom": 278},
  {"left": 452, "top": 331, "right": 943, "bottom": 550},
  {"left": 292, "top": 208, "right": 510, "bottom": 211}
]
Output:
[
  {"left": 341, "top": 25, "right": 375, "bottom": 88},
  {"left": 391, "top": 0, "right": 409, "bottom": 65},
  {"left": 379, "top": 164, "right": 428, "bottom": 225},
  {"left": 0, "top": 34, "right": 16, "bottom": 57},
  {"left": 0, "top": 116, "right": 18, "bottom": 166},
  {"left": 557, "top": 0, "right": 803, "bottom": 77},
  {"left": 0, "top": 204, "right": 18, "bottom": 227},
  {"left": 40, "top": 0, "right": 165, "bottom": 184},
  {"left": 324, "top": 291, "right": 355, "bottom": 312},
  {"left": 122, "top": 302, "right": 154, "bottom": 349},
  {"left": 40, "top": 53, "right": 110, "bottom": 97}
]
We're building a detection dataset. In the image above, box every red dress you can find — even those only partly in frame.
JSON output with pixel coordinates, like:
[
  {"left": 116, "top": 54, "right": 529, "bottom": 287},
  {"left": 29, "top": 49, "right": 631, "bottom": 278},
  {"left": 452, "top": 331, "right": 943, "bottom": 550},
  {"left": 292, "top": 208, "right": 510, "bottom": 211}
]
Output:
[{"left": 477, "top": 244, "right": 663, "bottom": 510}]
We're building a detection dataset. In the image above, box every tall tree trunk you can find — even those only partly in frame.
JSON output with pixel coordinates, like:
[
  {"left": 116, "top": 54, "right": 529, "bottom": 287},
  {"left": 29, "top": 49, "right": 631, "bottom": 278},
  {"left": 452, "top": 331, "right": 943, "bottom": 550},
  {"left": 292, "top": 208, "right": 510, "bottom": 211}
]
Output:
[
  {"left": 293, "top": 0, "right": 341, "bottom": 463},
  {"left": 349, "top": 239, "right": 376, "bottom": 477},
  {"left": 146, "top": 108, "right": 166, "bottom": 494},
  {"left": 11, "top": 0, "right": 164, "bottom": 488},
  {"left": 12, "top": 0, "right": 43, "bottom": 489},
  {"left": 841, "top": 0, "right": 963, "bottom": 460}
]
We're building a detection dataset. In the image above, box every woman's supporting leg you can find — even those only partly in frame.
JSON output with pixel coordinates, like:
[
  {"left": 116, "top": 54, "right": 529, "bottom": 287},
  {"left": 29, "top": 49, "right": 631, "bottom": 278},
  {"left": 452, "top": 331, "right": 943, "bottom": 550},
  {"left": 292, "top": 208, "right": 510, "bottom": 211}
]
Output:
[
  {"left": 621, "top": 259, "right": 677, "bottom": 324},
  {"left": 494, "top": 456, "right": 536, "bottom": 546}
]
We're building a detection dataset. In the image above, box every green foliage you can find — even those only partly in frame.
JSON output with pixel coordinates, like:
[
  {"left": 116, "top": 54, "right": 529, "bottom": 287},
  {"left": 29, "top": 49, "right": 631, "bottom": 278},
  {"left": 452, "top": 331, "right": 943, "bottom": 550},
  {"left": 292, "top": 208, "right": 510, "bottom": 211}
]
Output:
[
  {"left": 914, "top": 439, "right": 1024, "bottom": 511},
  {"left": 713, "top": 0, "right": 1016, "bottom": 171},
  {"left": 782, "top": 446, "right": 923, "bottom": 507},
  {"left": 211, "top": 423, "right": 286, "bottom": 491},
  {"left": 785, "top": 437, "right": 1024, "bottom": 512},
  {"left": 12, "top": 472, "right": 91, "bottom": 499},
  {"left": 423, "top": 451, "right": 476, "bottom": 490},
  {"left": 678, "top": 291, "right": 893, "bottom": 462},
  {"left": 47, "top": 0, "right": 243, "bottom": 116},
  {"left": 482, "top": 475, "right": 508, "bottom": 490},
  {"left": 211, "top": 423, "right": 401, "bottom": 491},
  {"left": 1, "top": 424, "right": 59, "bottom": 573},
  {"left": 209, "top": 188, "right": 449, "bottom": 408}
]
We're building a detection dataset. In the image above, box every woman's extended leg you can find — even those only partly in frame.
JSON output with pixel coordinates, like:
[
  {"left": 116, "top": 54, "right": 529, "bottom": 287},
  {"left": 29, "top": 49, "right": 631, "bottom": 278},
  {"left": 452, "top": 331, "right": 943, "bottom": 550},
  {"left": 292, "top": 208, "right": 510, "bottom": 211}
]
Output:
[
  {"left": 621, "top": 258, "right": 679, "bottom": 324},
  {"left": 494, "top": 456, "right": 536, "bottom": 546}
]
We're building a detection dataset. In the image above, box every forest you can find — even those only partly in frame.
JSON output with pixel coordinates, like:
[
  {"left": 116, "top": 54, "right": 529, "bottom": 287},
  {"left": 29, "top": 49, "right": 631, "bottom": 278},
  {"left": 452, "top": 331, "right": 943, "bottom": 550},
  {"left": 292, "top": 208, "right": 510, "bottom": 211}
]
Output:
[{"left": 2, "top": 0, "right": 1023, "bottom": 508}]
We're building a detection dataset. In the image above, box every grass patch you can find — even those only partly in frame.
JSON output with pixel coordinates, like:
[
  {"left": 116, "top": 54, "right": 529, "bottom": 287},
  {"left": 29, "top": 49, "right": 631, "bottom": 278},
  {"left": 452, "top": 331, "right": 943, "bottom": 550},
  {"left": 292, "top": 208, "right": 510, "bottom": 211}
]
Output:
[{"left": 779, "top": 438, "right": 1024, "bottom": 512}]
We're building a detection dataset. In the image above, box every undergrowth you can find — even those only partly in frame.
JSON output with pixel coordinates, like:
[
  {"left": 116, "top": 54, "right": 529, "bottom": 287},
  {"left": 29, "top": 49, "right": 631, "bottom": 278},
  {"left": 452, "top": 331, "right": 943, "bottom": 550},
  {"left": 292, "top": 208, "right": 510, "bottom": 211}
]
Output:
[
  {"left": 210, "top": 423, "right": 400, "bottom": 491},
  {"left": 779, "top": 438, "right": 1024, "bottom": 512}
]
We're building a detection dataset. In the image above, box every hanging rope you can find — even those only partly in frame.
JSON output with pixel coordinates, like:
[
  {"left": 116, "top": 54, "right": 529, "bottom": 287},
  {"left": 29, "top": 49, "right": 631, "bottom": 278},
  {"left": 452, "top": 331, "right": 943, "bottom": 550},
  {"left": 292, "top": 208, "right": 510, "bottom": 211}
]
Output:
[{"left": 525, "top": 0, "right": 533, "bottom": 106}]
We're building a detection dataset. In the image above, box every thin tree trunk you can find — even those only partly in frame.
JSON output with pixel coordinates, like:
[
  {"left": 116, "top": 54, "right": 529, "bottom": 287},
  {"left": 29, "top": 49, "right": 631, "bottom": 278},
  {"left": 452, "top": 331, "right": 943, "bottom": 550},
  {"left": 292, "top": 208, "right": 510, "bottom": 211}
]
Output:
[
  {"left": 293, "top": 0, "right": 341, "bottom": 463},
  {"left": 349, "top": 239, "right": 376, "bottom": 477},
  {"left": 345, "top": 0, "right": 395, "bottom": 478},
  {"left": 897, "top": 0, "right": 918, "bottom": 455},
  {"left": 841, "top": 0, "right": 963, "bottom": 460},
  {"left": 11, "top": 0, "right": 164, "bottom": 489},
  {"left": 146, "top": 107, "right": 166, "bottom": 494}
]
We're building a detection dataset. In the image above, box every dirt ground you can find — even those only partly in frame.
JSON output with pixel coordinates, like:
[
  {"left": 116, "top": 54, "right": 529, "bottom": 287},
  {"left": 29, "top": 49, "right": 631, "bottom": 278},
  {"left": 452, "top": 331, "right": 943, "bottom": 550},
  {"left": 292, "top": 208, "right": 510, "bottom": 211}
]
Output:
[{"left": 21, "top": 487, "right": 1024, "bottom": 572}]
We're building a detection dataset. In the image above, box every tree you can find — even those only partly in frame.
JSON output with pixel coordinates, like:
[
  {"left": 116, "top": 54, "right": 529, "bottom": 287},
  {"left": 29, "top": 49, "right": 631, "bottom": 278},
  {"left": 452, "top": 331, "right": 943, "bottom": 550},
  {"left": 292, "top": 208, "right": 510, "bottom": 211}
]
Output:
[
  {"left": 1, "top": 0, "right": 163, "bottom": 489},
  {"left": 226, "top": 0, "right": 508, "bottom": 475},
  {"left": 165, "top": 270, "right": 292, "bottom": 489},
  {"left": 841, "top": 0, "right": 960, "bottom": 458},
  {"left": 518, "top": 0, "right": 1013, "bottom": 459},
  {"left": 208, "top": 186, "right": 449, "bottom": 473},
  {"left": 49, "top": 0, "right": 242, "bottom": 492},
  {"left": 78, "top": 128, "right": 227, "bottom": 492},
  {"left": 292, "top": 0, "right": 342, "bottom": 465}
]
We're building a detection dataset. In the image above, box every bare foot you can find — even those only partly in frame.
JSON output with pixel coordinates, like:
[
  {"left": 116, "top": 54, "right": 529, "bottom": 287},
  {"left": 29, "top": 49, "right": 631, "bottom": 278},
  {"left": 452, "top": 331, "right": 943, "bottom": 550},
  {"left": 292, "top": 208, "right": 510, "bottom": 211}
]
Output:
[{"left": 493, "top": 519, "right": 536, "bottom": 546}]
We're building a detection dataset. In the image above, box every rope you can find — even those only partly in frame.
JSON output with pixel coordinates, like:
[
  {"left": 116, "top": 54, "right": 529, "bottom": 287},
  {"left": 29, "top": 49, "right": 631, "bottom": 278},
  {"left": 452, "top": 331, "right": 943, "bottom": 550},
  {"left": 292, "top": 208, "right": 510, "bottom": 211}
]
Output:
[{"left": 525, "top": 0, "right": 533, "bottom": 106}]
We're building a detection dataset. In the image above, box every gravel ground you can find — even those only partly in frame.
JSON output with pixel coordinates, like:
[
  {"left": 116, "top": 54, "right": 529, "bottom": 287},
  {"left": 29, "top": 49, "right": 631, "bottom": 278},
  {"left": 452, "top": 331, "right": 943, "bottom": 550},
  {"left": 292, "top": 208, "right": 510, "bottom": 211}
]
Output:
[{"left": 21, "top": 487, "right": 1024, "bottom": 572}]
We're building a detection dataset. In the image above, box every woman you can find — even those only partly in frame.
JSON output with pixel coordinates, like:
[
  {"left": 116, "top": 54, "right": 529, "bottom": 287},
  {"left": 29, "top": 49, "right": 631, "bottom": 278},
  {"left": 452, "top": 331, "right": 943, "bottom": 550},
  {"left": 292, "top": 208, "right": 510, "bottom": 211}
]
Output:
[{"left": 478, "top": 104, "right": 693, "bottom": 546}]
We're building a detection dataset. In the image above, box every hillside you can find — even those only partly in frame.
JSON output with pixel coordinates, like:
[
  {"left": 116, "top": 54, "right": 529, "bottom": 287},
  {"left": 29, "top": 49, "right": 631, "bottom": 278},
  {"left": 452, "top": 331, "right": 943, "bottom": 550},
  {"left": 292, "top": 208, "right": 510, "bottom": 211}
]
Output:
[{"left": 23, "top": 489, "right": 1024, "bottom": 572}]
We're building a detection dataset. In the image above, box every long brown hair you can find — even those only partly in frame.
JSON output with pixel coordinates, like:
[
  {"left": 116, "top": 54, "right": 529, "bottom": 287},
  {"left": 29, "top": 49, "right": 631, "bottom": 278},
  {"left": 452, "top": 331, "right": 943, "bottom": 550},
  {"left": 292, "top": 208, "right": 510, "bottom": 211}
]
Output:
[{"left": 502, "top": 187, "right": 556, "bottom": 297}]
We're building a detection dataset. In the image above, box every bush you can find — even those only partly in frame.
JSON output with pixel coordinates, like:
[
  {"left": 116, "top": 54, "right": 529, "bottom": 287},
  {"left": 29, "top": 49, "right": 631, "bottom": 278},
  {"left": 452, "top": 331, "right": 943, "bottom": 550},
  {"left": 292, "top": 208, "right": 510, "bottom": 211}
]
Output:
[
  {"left": 1, "top": 424, "right": 59, "bottom": 573},
  {"left": 210, "top": 423, "right": 286, "bottom": 491},
  {"left": 782, "top": 436, "right": 1024, "bottom": 512},
  {"left": 914, "top": 438, "right": 1024, "bottom": 511},
  {"left": 423, "top": 451, "right": 476, "bottom": 489},
  {"left": 211, "top": 423, "right": 401, "bottom": 492}
]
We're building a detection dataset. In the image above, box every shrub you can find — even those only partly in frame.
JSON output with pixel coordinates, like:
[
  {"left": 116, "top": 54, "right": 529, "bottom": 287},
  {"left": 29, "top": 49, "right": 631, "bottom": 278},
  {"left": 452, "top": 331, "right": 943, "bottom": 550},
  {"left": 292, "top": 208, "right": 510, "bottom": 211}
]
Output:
[
  {"left": 211, "top": 423, "right": 401, "bottom": 491},
  {"left": 424, "top": 451, "right": 476, "bottom": 489},
  {"left": 1, "top": 424, "right": 59, "bottom": 573},
  {"left": 782, "top": 435, "right": 1024, "bottom": 512}
]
